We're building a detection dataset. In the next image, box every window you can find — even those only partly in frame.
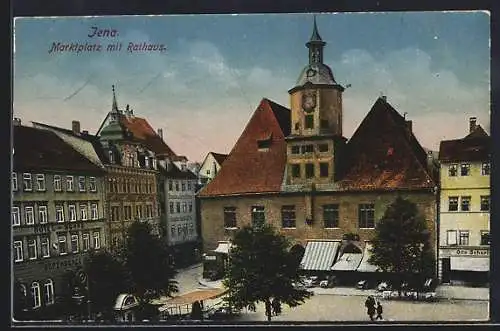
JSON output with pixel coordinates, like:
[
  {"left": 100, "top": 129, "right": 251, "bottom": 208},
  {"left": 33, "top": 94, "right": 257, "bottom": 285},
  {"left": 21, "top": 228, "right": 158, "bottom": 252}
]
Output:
[
  {"left": 93, "top": 232, "right": 100, "bottom": 249},
  {"left": 80, "top": 204, "right": 88, "bottom": 220},
  {"left": 171, "top": 226, "right": 176, "bottom": 239},
  {"left": 281, "top": 205, "right": 296, "bottom": 228},
  {"left": 448, "top": 196, "right": 458, "bottom": 211},
  {"left": 224, "top": 207, "right": 237, "bottom": 228},
  {"left": 480, "top": 231, "right": 490, "bottom": 245},
  {"left": 323, "top": 204, "right": 339, "bottom": 228},
  {"left": 188, "top": 182, "right": 192, "bottom": 191},
  {"left": 460, "top": 196, "right": 471, "bottom": 212},
  {"left": 482, "top": 162, "right": 490, "bottom": 175},
  {"left": 251, "top": 206, "right": 265, "bottom": 227},
  {"left": 290, "top": 164, "right": 300, "bottom": 178},
  {"left": 44, "top": 280, "right": 54, "bottom": 305},
  {"left": 12, "top": 206, "right": 20, "bottom": 226},
  {"left": 54, "top": 175, "right": 62, "bottom": 191},
  {"left": 189, "top": 202, "right": 193, "bottom": 213},
  {"left": 189, "top": 223, "right": 194, "bottom": 235},
  {"left": 71, "top": 234, "right": 79, "bottom": 253},
  {"left": 319, "top": 163, "right": 329, "bottom": 177},
  {"left": 25, "top": 206, "right": 34, "bottom": 225},
  {"left": 78, "top": 176, "right": 86, "bottom": 192},
  {"left": 291, "top": 146, "right": 300, "bottom": 154},
  {"left": 305, "top": 114, "right": 314, "bottom": 129},
  {"left": 459, "top": 230, "right": 469, "bottom": 246},
  {"left": 206, "top": 170, "right": 210, "bottom": 175},
  {"left": 66, "top": 176, "right": 74, "bottom": 191},
  {"left": 12, "top": 172, "right": 18, "bottom": 191},
  {"left": 257, "top": 138, "right": 272, "bottom": 149},
  {"left": 14, "top": 240, "right": 23, "bottom": 262},
  {"left": 28, "top": 238, "right": 37, "bottom": 260},
  {"left": 447, "top": 230, "right": 457, "bottom": 246},
  {"left": 89, "top": 177, "right": 97, "bottom": 192},
  {"left": 318, "top": 144, "right": 329, "bottom": 152},
  {"left": 36, "top": 174, "right": 46, "bottom": 191},
  {"left": 448, "top": 164, "right": 458, "bottom": 177},
  {"left": 55, "top": 205, "right": 64, "bottom": 222},
  {"left": 23, "top": 173, "right": 32, "bottom": 191},
  {"left": 169, "top": 202, "right": 174, "bottom": 214},
  {"left": 68, "top": 204, "right": 77, "bottom": 222},
  {"left": 108, "top": 150, "right": 114, "bottom": 164},
  {"left": 83, "top": 233, "right": 90, "bottom": 251},
  {"left": 31, "top": 282, "right": 41, "bottom": 309},
  {"left": 91, "top": 203, "right": 98, "bottom": 220},
  {"left": 175, "top": 181, "right": 179, "bottom": 191},
  {"left": 58, "top": 235, "right": 67, "bottom": 255},
  {"left": 40, "top": 237, "right": 50, "bottom": 258},
  {"left": 38, "top": 205, "right": 48, "bottom": 224},
  {"left": 305, "top": 163, "right": 315, "bottom": 178},
  {"left": 182, "top": 202, "right": 187, "bottom": 213},
  {"left": 460, "top": 163, "right": 470, "bottom": 176},
  {"left": 480, "top": 196, "right": 490, "bottom": 211},
  {"left": 301, "top": 145, "right": 314, "bottom": 154},
  {"left": 182, "top": 182, "right": 186, "bottom": 191},
  {"left": 176, "top": 202, "right": 181, "bottom": 213},
  {"left": 145, "top": 156, "right": 150, "bottom": 168},
  {"left": 358, "top": 204, "right": 375, "bottom": 228}
]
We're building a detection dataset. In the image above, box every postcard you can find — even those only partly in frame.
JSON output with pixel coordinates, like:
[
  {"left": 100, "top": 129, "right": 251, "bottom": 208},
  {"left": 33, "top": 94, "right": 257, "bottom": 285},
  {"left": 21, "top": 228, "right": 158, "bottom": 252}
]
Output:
[{"left": 12, "top": 12, "right": 490, "bottom": 325}]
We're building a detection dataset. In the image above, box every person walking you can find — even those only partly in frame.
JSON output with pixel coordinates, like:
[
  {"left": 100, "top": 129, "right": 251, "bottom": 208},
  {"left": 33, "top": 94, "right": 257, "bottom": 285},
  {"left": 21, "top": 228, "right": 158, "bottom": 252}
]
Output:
[
  {"left": 271, "top": 298, "right": 281, "bottom": 316},
  {"left": 376, "top": 301, "right": 383, "bottom": 321},
  {"left": 365, "top": 296, "right": 376, "bottom": 321}
]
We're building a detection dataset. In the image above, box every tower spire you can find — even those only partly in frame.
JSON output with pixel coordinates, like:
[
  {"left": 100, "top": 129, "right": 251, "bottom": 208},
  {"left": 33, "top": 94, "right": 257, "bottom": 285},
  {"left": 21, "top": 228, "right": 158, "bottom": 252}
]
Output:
[
  {"left": 306, "top": 15, "right": 326, "bottom": 64},
  {"left": 112, "top": 84, "right": 119, "bottom": 112}
]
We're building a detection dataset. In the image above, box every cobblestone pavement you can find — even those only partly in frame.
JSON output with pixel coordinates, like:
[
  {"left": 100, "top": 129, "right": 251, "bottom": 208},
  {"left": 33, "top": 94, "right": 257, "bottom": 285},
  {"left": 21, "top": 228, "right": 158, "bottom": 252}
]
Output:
[{"left": 233, "top": 294, "right": 489, "bottom": 322}]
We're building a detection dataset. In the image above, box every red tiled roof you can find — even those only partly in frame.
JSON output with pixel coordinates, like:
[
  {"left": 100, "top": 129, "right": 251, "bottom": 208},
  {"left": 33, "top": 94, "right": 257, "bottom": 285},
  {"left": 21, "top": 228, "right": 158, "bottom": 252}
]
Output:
[
  {"left": 199, "top": 99, "right": 290, "bottom": 196},
  {"left": 337, "top": 98, "right": 435, "bottom": 190},
  {"left": 439, "top": 125, "right": 490, "bottom": 162},
  {"left": 119, "top": 115, "right": 177, "bottom": 157},
  {"left": 211, "top": 152, "right": 228, "bottom": 166}
]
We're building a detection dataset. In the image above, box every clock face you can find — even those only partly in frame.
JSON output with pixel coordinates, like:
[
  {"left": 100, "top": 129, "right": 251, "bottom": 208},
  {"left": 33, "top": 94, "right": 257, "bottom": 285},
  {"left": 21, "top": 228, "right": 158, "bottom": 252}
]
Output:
[
  {"left": 306, "top": 68, "right": 317, "bottom": 78},
  {"left": 302, "top": 91, "right": 316, "bottom": 112}
]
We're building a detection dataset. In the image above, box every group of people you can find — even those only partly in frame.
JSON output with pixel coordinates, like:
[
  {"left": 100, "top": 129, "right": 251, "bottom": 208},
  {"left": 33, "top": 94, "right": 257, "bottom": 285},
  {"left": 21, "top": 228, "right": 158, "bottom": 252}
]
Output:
[
  {"left": 364, "top": 296, "right": 383, "bottom": 321},
  {"left": 265, "top": 298, "right": 282, "bottom": 317}
]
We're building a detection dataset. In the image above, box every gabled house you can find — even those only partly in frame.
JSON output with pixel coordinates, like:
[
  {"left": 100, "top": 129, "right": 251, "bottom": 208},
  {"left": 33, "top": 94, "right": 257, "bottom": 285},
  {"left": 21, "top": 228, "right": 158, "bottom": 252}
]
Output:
[
  {"left": 198, "top": 152, "right": 229, "bottom": 186},
  {"left": 198, "top": 18, "right": 438, "bottom": 282}
]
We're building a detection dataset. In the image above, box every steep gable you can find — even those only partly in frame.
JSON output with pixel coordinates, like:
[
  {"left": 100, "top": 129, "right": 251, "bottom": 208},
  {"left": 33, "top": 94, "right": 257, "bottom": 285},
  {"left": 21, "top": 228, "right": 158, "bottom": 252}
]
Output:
[
  {"left": 337, "top": 98, "right": 435, "bottom": 191},
  {"left": 199, "top": 99, "right": 290, "bottom": 196}
]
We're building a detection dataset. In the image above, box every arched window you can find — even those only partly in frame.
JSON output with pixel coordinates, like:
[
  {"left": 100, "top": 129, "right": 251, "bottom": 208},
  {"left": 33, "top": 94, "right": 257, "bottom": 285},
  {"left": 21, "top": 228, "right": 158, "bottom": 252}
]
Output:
[
  {"left": 31, "top": 282, "right": 41, "bottom": 308},
  {"left": 44, "top": 279, "right": 54, "bottom": 305}
]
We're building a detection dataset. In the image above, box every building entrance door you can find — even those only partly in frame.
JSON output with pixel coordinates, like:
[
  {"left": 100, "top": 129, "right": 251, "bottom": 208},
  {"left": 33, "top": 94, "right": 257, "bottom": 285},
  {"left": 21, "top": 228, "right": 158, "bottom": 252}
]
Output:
[{"left": 441, "top": 258, "right": 451, "bottom": 283}]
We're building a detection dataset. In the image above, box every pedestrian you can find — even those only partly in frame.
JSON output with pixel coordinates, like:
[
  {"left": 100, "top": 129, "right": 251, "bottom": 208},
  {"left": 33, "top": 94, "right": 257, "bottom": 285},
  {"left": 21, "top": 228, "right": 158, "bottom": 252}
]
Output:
[
  {"left": 364, "top": 296, "right": 376, "bottom": 321},
  {"left": 376, "top": 301, "right": 383, "bottom": 320},
  {"left": 272, "top": 298, "right": 281, "bottom": 316},
  {"left": 265, "top": 300, "right": 272, "bottom": 321}
]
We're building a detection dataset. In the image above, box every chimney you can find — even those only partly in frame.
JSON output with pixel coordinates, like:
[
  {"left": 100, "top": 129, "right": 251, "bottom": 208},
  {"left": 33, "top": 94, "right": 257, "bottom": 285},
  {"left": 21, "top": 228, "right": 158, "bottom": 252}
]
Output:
[
  {"left": 381, "top": 95, "right": 387, "bottom": 101},
  {"left": 13, "top": 118, "right": 22, "bottom": 126},
  {"left": 157, "top": 128, "right": 163, "bottom": 139},
  {"left": 126, "top": 104, "right": 130, "bottom": 115},
  {"left": 469, "top": 117, "right": 477, "bottom": 133},
  {"left": 405, "top": 120, "right": 413, "bottom": 133},
  {"left": 72, "top": 120, "right": 80, "bottom": 134}
]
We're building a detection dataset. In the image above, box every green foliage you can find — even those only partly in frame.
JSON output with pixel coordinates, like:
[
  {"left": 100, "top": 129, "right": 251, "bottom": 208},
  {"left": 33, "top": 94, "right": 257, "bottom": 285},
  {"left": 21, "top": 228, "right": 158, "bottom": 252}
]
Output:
[
  {"left": 368, "top": 196, "right": 435, "bottom": 288},
  {"left": 123, "top": 221, "right": 178, "bottom": 302},
  {"left": 222, "top": 224, "right": 312, "bottom": 321},
  {"left": 84, "top": 250, "right": 131, "bottom": 315}
]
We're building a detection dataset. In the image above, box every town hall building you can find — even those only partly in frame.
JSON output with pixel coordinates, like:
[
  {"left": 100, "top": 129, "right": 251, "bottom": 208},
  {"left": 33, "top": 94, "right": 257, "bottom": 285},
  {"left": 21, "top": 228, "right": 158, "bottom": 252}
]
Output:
[{"left": 198, "top": 18, "right": 439, "bottom": 281}]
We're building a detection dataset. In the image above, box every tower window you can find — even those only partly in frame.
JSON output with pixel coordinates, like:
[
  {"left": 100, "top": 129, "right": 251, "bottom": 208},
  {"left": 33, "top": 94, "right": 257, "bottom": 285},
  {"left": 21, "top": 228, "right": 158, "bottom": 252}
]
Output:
[
  {"left": 305, "top": 115, "right": 314, "bottom": 129},
  {"left": 291, "top": 146, "right": 300, "bottom": 154},
  {"left": 318, "top": 144, "right": 329, "bottom": 152},
  {"left": 320, "top": 163, "right": 329, "bottom": 177},
  {"left": 291, "top": 164, "right": 301, "bottom": 178},
  {"left": 301, "top": 145, "right": 314, "bottom": 154},
  {"left": 305, "top": 163, "right": 315, "bottom": 178}
]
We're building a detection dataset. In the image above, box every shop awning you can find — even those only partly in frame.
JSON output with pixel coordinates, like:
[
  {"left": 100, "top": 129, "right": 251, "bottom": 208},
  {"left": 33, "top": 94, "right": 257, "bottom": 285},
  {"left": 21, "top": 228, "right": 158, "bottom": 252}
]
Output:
[
  {"left": 164, "top": 289, "right": 227, "bottom": 305},
  {"left": 450, "top": 256, "right": 489, "bottom": 272},
  {"left": 356, "top": 243, "right": 380, "bottom": 272},
  {"left": 213, "top": 241, "right": 231, "bottom": 254},
  {"left": 300, "top": 240, "right": 340, "bottom": 271},
  {"left": 331, "top": 253, "right": 363, "bottom": 271}
]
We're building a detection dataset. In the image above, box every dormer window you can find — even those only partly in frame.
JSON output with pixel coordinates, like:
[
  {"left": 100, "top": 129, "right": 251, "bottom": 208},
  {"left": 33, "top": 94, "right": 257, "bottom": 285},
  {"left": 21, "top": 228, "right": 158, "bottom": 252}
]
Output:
[
  {"left": 108, "top": 150, "right": 114, "bottom": 164},
  {"left": 145, "top": 156, "right": 150, "bottom": 168},
  {"left": 257, "top": 134, "right": 272, "bottom": 151}
]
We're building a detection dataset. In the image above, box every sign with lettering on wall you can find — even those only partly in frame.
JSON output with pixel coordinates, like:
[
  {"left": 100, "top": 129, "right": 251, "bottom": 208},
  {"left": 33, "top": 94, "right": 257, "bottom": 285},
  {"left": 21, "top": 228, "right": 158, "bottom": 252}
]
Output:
[{"left": 453, "top": 248, "right": 489, "bottom": 257}]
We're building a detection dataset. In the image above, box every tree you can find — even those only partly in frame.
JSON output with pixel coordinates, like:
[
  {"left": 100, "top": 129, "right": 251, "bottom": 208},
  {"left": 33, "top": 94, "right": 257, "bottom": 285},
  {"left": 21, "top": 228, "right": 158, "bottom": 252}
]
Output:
[
  {"left": 222, "top": 224, "right": 312, "bottom": 322},
  {"left": 368, "top": 196, "right": 435, "bottom": 296},
  {"left": 123, "top": 221, "right": 178, "bottom": 305},
  {"left": 84, "top": 250, "right": 131, "bottom": 319}
]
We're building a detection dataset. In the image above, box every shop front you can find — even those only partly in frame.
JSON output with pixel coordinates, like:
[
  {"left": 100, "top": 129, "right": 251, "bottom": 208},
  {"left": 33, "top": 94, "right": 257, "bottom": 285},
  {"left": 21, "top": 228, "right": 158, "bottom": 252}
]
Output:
[{"left": 439, "top": 247, "right": 489, "bottom": 286}]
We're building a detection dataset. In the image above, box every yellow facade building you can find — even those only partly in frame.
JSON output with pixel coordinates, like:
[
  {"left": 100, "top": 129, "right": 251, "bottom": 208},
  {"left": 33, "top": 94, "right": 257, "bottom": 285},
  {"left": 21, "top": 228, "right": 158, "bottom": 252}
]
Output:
[{"left": 438, "top": 117, "right": 490, "bottom": 284}]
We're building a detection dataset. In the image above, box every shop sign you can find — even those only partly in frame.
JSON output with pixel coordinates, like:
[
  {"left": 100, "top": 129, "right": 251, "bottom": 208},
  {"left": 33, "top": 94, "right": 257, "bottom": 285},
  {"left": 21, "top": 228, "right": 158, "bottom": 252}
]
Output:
[
  {"left": 44, "top": 257, "right": 82, "bottom": 271},
  {"left": 454, "top": 248, "right": 489, "bottom": 257}
]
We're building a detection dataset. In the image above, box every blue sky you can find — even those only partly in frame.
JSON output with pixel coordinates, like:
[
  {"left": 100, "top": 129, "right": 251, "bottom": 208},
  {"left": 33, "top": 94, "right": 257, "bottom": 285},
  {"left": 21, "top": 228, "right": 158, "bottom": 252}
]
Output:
[{"left": 13, "top": 12, "right": 490, "bottom": 162}]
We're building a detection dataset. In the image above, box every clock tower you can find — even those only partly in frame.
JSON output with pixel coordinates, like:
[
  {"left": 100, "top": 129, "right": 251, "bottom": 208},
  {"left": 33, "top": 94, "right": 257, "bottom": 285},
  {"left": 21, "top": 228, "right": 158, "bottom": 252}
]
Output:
[{"left": 285, "top": 17, "right": 346, "bottom": 187}]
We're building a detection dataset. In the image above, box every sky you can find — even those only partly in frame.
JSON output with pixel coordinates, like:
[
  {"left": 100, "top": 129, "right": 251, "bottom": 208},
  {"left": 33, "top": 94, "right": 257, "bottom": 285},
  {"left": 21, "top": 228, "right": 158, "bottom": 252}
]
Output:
[{"left": 13, "top": 12, "right": 490, "bottom": 162}]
